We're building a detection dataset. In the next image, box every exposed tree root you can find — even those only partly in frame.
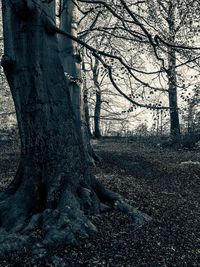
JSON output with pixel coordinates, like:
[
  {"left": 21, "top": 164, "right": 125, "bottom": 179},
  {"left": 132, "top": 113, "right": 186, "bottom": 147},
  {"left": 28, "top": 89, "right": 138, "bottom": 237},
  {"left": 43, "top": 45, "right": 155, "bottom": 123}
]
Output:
[
  {"left": 0, "top": 173, "right": 151, "bottom": 263},
  {"left": 92, "top": 176, "right": 152, "bottom": 226}
]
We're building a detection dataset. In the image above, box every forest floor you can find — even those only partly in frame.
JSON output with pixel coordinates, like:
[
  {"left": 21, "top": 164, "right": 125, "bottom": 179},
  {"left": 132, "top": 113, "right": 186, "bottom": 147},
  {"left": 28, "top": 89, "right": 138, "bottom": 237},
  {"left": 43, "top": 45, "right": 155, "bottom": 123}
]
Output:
[{"left": 0, "top": 137, "right": 200, "bottom": 266}]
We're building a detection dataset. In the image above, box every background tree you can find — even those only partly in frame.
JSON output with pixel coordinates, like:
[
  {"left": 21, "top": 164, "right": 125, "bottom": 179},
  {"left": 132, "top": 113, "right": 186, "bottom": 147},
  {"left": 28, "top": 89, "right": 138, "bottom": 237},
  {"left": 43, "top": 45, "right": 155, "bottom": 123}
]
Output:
[
  {"left": 77, "top": 0, "right": 200, "bottom": 138},
  {"left": 93, "top": 57, "right": 102, "bottom": 138},
  {"left": 145, "top": 0, "right": 200, "bottom": 137}
]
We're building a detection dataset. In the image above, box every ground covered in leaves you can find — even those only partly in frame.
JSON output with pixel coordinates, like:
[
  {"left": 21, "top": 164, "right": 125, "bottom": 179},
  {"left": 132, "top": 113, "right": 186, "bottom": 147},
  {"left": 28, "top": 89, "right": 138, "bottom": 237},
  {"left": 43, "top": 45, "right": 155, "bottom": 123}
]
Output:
[{"left": 0, "top": 137, "right": 199, "bottom": 266}]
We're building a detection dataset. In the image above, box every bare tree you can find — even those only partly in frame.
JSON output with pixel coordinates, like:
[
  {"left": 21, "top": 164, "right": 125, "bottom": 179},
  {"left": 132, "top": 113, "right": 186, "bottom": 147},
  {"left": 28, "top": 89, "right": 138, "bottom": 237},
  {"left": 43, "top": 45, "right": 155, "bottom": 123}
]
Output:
[{"left": 77, "top": 0, "right": 200, "bottom": 138}]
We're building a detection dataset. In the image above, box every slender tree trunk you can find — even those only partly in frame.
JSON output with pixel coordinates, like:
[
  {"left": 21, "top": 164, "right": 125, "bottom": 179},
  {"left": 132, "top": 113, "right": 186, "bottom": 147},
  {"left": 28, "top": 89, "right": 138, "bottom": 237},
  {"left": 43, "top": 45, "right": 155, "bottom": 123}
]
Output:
[
  {"left": 93, "top": 58, "right": 101, "bottom": 139},
  {"left": 59, "top": 0, "right": 97, "bottom": 163},
  {"left": 187, "top": 102, "right": 194, "bottom": 134},
  {"left": 167, "top": 46, "right": 180, "bottom": 137},
  {"left": 82, "top": 62, "right": 92, "bottom": 137},
  {"left": 94, "top": 90, "right": 101, "bottom": 138},
  {"left": 167, "top": 2, "right": 180, "bottom": 139},
  {"left": 59, "top": 0, "right": 82, "bottom": 129},
  {"left": 0, "top": 0, "right": 150, "bottom": 259}
]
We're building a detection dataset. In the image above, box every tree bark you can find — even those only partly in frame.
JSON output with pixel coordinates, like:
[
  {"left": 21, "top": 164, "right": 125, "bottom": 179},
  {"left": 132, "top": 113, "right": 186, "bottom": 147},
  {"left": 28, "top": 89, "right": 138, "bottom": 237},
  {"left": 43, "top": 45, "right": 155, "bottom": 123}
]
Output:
[
  {"left": 59, "top": 0, "right": 98, "bottom": 163},
  {"left": 167, "top": 1, "right": 181, "bottom": 139},
  {"left": 167, "top": 46, "right": 180, "bottom": 138},
  {"left": 93, "top": 58, "right": 101, "bottom": 139},
  {"left": 94, "top": 90, "right": 101, "bottom": 138},
  {"left": 82, "top": 61, "right": 92, "bottom": 137},
  {"left": 0, "top": 0, "right": 151, "bottom": 259},
  {"left": 59, "top": 0, "right": 81, "bottom": 129}
]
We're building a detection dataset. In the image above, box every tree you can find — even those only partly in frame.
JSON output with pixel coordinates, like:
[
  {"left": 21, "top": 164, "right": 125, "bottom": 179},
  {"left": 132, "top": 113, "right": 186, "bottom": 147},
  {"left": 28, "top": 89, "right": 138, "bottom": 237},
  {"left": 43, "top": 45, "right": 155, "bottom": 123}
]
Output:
[
  {"left": 77, "top": 0, "right": 200, "bottom": 139},
  {"left": 145, "top": 0, "right": 196, "bottom": 137},
  {"left": 166, "top": 0, "right": 181, "bottom": 137},
  {"left": 82, "top": 60, "right": 93, "bottom": 137},
  {"left": 92, "top": 57, "right": 102, "bottom": 138},
  {"left": 0, "top": 28, "right": 16, "bottom": 130},
  {"left": 59, "top": 0, "right": 100, "bottom": 163},
  {"left": 59, "top": 0, "right": 82, "bottom": 129},
  {"left": 0, "top": 0, "right": 150, "bottom": 258}
]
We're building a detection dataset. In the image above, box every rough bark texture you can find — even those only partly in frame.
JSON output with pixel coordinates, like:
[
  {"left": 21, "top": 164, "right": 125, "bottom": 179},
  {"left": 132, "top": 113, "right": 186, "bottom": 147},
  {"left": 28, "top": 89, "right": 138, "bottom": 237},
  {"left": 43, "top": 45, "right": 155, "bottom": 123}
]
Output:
[{"left": 0, "top": 0, "right": 151, "bottom": 260}]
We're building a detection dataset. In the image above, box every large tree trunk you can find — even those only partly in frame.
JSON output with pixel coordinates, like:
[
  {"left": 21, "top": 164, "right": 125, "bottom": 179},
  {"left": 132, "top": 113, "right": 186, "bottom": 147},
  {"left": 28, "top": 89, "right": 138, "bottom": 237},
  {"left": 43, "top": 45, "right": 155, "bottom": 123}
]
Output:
[
  {"left": 0, "top": 0, "right": 151, "bottom": 260},
  {"left": 1, "top": 0, "right": 97, "bottom": 244}
]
